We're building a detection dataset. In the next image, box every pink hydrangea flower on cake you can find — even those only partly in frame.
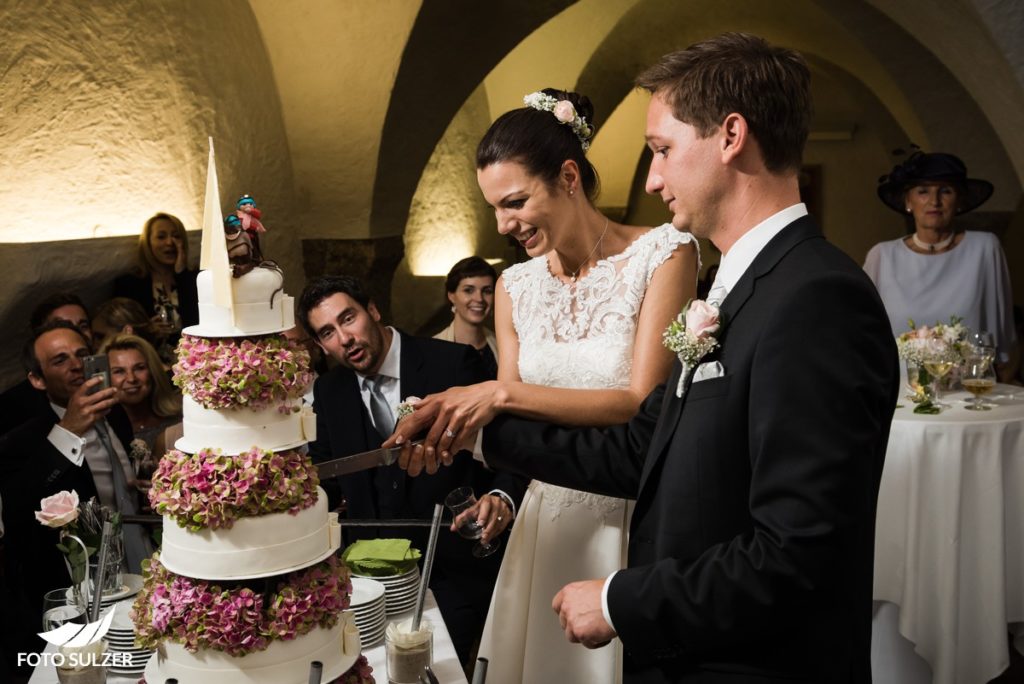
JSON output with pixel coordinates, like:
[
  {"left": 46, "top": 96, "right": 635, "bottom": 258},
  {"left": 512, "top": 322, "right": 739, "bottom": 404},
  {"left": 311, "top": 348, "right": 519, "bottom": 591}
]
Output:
[
  {"left": 174, "top": 334, "right": 313, "bottom": 411},
  {"left": 149, "top": 447, "right": 319, "bottom": 531},
  {"left": 132, "top": 554, "right": 351, "bottom": 656},
  {"left": 663, "top": 299, "right": 723, "bottom": 397}
]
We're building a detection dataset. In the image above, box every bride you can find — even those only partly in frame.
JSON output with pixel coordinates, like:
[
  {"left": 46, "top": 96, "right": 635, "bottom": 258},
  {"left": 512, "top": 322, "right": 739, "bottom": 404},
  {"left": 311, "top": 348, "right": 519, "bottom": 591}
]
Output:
[{"left": 391, "top": 88, "right": 697, "bottom": 683}]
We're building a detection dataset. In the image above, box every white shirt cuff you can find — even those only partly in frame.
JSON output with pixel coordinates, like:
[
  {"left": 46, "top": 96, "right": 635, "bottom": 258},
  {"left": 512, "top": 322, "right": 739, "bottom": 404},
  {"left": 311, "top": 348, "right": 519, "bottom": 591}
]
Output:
[
  {"left": 601, "top": 571, "right": 618, "bottom": 632},
  {"left": 472, "top": 431, "right": 485, "bottom": 463},
  {"left": 48, "top": 424, "right": 86, "bottom": 467},
  {"left": 486, "top": 489, "right": 516, "bottom": 520}
]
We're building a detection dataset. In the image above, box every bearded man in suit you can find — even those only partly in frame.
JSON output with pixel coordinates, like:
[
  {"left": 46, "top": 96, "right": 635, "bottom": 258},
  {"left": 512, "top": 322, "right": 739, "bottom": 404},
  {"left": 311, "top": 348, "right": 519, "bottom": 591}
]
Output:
[
  {"left": 393, "top": 33, "right": 900, "bottom": 683},
  {"left": 299, "top": 274, "right": 526, "bottom": 668}
]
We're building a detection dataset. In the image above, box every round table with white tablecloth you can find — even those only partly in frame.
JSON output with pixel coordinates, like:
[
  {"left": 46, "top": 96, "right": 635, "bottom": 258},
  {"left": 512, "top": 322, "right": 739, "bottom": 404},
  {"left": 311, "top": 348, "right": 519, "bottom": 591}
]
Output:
[{"left": 872, "top": 385, "right": 1024, "bottom": 684}]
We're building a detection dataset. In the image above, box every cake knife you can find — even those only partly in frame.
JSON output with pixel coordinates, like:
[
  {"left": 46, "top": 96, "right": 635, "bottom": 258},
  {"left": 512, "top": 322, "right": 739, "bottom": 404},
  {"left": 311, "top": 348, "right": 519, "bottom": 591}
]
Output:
[{"left": 316, "top": 442, "right": 421, "bottom": 480}]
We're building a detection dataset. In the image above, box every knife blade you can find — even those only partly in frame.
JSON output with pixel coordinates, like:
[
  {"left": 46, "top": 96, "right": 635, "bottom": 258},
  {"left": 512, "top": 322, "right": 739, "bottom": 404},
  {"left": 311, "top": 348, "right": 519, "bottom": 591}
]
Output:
[{"left": 316, "top": 443, "right": 415, "bottom": 480}]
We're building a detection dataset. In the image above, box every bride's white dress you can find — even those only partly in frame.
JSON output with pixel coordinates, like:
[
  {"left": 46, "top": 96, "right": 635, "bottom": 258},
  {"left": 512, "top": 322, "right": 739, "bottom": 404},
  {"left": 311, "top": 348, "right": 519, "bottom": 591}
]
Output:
[{"left": 478, "top": 224, "right": 696, "bottom": 684}]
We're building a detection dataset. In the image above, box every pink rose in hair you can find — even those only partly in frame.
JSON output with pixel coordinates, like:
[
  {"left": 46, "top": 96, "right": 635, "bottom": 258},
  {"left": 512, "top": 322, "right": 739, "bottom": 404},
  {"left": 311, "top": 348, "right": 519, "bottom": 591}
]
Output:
[
  {"left": 35, "top": 490, "right": 80, "bottom": 528},
  {"left": 684, "top": 300, "right": 720, "bottom": 339},
  {"left": 553, "top": 100, "right": 577, "bottom": 124}
]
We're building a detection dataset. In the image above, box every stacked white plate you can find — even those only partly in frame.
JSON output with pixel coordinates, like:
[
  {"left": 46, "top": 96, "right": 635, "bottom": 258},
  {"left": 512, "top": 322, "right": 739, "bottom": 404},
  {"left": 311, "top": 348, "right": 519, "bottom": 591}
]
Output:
[
  {"left": 104, "top": 598, "right": 154, "bottom": 677},
  {"left": 349, "top": 577, "right": 387, "bottom": 647},
  {"left": 354, "top": 566, "right": 421, "bottom": 616}
]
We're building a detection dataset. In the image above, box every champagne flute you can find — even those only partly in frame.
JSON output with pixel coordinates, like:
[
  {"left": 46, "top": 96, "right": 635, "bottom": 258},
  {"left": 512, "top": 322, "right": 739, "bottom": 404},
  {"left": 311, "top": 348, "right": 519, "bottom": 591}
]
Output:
[
  {"left": 962, "top": 353, "right": 996, "bottom": 411},
  {"left": 444, "top": 487, "right": 500, "bottom": 558}
]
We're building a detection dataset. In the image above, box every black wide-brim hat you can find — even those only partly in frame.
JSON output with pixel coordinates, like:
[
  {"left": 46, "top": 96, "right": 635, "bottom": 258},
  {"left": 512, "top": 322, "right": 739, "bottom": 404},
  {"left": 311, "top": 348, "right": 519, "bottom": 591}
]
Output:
[{"left": 877, "top": 151, "right": 994, "bottom": 214}]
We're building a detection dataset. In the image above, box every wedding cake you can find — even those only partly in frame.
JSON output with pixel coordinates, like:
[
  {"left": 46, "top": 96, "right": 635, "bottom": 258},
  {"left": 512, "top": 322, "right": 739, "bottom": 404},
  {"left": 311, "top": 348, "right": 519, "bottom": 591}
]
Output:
[{"left": 131, "top": 156, "right": 371, "bottom": 684}]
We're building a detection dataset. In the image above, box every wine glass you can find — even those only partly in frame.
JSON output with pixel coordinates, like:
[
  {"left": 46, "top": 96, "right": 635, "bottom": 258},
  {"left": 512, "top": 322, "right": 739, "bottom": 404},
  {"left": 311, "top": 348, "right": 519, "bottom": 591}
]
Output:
[
  {"left": 962, "top": 353, "right": 997, "bottom": 411},
  {"left": 967, "top": 331, "right": 996, "bottom": 367},
  {"left": 42, "top": 588, "right": 86, "bottom": 632},
  {"left": 444, "top": 487, "right": 500, "bottom": 558},
  {"left": 923, "top": 357, "right": 956, "bottom": 407}
]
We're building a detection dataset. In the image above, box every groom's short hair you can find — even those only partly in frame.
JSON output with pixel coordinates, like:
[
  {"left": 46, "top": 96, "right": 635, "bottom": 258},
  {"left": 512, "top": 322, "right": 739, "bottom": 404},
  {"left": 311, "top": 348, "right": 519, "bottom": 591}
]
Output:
[
  {"left": 636, "top": 32, "right": 811, "bottom": 174},
  {"left": 297, "top": 274, "right": 376, "bottom": 337}
]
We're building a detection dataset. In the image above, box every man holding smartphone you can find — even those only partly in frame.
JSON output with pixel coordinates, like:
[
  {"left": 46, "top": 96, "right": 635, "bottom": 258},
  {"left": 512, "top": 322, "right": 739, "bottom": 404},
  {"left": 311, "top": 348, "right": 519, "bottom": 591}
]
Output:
[{"left": 0, "top": 320, "right": 148, "bottom": 665}]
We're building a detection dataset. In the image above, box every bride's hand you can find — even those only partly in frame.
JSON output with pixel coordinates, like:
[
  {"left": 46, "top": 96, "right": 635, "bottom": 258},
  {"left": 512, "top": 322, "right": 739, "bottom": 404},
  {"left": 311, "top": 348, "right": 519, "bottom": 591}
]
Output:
[
  {"left": 420, "top": 381, "right": 502, "bottom": 460},
  {"left": 385, "top": 381, "right": 502, "bottom": 460}
]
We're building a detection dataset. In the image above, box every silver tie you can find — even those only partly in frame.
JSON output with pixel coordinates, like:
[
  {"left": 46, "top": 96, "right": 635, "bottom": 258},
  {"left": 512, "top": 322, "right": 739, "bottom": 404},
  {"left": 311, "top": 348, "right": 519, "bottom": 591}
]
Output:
[
  {"left": 366, "top": 375, "right": 395, "bottom": 436},
  {"left": 706, "top": 281, "right": 729, "bottom": 308}
]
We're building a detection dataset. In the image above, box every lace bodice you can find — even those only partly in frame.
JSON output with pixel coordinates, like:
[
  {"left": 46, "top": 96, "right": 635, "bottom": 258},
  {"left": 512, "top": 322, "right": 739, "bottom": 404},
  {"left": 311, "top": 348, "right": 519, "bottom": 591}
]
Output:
[{"left": 504, "top": 224, "right": 695, "bottom": 390}]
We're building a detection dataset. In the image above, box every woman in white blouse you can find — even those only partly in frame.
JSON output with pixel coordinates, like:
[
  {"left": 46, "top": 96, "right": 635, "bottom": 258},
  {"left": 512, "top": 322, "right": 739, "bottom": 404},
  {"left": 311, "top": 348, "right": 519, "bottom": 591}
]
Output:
[{"left": 864, "top": 150, "right": 1016, "bottom": 372}]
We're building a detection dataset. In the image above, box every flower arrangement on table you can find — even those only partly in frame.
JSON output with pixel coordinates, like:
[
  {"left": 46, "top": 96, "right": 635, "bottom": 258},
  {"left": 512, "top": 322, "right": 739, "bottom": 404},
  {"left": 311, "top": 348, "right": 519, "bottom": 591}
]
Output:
[
  {"left": 663, "top": 299, "right": 722, "bottom": 397},
  {"left": 149, "top": 447, "right": 320, "bottom": 531},
  {"left": 35, "top": 491, "right": 122, "bottom": 602},
  {"left": 174, "top": 334, "right": 313, "bottom": 412},
  {"left": 896, "top": 317, "right": 968, "bottom": 413},
  {"left": 132, "top": 554, "right": 351, "bottom": 656}
]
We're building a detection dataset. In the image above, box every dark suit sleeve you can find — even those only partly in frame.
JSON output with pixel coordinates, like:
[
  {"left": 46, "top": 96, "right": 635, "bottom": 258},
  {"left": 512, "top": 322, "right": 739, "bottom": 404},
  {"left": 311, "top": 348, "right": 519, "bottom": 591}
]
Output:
[
  {"left": 308, "top": 374, "right": 343, "bottom": 509},
  {"left": 608, "top": 273, "right": 898, "bottom": 656},
  {"left": 175, "top": 269, "right": 200, "bottom": 327},
  {"left": 481, "top": 380, "right": 666, "bottom": 500}
]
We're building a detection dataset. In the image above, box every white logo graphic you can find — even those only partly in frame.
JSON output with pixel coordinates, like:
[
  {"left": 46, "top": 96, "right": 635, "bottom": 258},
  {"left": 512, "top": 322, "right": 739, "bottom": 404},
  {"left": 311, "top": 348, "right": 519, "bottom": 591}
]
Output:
[{"left": 38, "top": 606, "right": 115, "bottom": 648}]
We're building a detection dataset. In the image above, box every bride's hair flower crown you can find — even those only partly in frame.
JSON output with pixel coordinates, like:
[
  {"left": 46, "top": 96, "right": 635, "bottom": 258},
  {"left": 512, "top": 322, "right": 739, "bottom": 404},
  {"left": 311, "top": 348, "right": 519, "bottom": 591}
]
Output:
[{"left": 523, "top": 91, "right": 594, "bottom": 151}]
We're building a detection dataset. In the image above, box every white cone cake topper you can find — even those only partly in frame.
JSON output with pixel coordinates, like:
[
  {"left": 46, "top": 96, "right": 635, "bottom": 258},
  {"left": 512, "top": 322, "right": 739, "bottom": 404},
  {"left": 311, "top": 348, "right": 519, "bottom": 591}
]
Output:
[{"left": 200, "top": 137, "right": 234, "bottom": 318}]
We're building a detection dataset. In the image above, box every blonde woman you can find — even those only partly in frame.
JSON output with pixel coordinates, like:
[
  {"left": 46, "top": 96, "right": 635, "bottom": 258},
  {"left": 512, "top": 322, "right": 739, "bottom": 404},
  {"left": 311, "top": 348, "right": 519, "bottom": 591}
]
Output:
[
  {"left": 114, "top": 213, "right": 199, "bottom": 340},
  {"left": 99, "top": 334, "right": 182, "bottom": 464}
]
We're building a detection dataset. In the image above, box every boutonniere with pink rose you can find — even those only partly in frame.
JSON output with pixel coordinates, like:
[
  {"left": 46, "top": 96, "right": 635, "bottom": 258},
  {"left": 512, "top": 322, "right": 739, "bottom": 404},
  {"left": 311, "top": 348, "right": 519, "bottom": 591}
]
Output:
[{"left": 663, "top": 299, "right": 723, "bottom": 397}]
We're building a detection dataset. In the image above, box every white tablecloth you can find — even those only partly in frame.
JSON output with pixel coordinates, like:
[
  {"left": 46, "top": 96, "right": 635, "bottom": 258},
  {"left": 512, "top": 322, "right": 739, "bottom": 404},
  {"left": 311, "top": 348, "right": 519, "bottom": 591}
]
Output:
[
  {"left": 873, "top": 386, "right": 1024, "bottom": 684},
  {"left": 28, "top": 589, "right": 468, "bottom": 684}
]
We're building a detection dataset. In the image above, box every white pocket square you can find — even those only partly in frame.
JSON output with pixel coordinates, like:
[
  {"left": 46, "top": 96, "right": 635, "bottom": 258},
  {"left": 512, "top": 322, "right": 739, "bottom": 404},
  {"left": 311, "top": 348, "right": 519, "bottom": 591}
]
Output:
[{"left": 693, "top": 361, "right": 725, "bottom": 383}]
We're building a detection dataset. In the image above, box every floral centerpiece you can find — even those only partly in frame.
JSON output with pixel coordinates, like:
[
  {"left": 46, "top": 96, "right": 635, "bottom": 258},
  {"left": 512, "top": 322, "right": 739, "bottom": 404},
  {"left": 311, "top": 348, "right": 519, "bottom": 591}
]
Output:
[
  {"left": 132, "top": 554, "right": 351, "bottom": 656},
  {"left": 149, "top": 447, "right": 320, "bottom": 531},
  {"left": 35, "top": 491, "right": 122, "bottom": 603},
  {"left": 174, "top": 334, "right": 313, "bottom": 412},
  {"left": 896, "top": 317, "right": 968, "bottom": 413}
]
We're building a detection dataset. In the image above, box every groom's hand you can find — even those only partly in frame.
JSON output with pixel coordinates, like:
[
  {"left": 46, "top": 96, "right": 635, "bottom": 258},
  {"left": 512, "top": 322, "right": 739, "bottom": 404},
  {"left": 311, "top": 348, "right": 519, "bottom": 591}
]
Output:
[{"left": 553, "top": 580, "right": 616, "bottom": 649}]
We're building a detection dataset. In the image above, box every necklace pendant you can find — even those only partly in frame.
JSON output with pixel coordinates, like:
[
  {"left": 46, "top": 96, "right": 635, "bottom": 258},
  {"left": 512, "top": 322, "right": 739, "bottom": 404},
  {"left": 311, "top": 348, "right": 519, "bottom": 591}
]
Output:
[{"left": 570, "top": 275, "right": 577, "bottom": 283}]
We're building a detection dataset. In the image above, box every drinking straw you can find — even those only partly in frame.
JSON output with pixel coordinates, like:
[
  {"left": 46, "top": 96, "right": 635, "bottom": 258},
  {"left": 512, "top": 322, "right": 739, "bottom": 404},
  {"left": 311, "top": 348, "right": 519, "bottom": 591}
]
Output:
[
  {"left": 472, "top": 657, "right": 489, "bottom": 684},
  {"left": 411, "top": 504, "right": 443, "bottom": 631},
  {"left": 307, "top": 660, "right": 323, "bottom": 683},
  {"left": 90, "top": 521, "right": 113, "bottom": 621}
]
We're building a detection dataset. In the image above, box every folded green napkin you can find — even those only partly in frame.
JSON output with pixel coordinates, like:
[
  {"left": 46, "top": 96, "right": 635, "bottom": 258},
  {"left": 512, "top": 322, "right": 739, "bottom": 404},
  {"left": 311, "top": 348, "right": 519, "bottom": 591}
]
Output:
[{"left": 342, "top": 538, "right": 422, "bottom": 576}]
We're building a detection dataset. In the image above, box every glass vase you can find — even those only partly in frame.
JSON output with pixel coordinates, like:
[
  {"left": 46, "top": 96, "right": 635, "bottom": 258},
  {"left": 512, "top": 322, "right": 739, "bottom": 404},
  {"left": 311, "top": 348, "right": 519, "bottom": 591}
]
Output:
[{"left": 905, "top": 362, "right": 934, "bottom": 404}]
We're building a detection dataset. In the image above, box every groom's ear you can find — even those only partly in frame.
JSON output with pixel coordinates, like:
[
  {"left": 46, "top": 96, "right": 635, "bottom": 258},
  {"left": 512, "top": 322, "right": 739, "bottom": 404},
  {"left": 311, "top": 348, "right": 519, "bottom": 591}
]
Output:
[{"left": 719, "top": 113, "right": 749, "bottom": 164}]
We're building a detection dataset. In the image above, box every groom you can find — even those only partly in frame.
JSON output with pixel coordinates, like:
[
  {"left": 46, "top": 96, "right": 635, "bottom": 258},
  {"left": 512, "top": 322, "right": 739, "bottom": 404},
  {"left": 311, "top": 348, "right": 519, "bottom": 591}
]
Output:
[{"left": 394, "top": 33, "right": 899, "bottom": 682}]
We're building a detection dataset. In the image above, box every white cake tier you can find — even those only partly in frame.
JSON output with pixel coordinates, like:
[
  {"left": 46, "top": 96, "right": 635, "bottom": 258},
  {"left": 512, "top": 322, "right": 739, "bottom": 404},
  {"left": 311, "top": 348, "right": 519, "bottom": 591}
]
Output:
[
  {"left": 145, "top": 610, "right": 361, "bottom": 684},
  {"left": 176, "top": 395, "right": 316, "bottom": 454},
  {"left": 160, "top": 486, "right": 341, "bottom": 580},
  {"left": 185, "top": 267, "right": 295, "bottom": 337}
]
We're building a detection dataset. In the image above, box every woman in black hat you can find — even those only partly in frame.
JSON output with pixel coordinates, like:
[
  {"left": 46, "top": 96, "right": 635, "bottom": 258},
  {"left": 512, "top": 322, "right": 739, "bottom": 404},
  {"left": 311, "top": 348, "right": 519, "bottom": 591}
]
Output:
[{"left": 864, "top": 150, "right": 1016, "bottom": 366}]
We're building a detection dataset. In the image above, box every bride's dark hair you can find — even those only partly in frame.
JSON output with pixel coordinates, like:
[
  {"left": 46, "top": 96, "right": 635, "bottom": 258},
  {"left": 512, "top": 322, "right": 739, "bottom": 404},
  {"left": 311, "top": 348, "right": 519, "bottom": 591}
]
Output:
[{"left": 476, "top": 88, "right": 600, "bottom": 201}]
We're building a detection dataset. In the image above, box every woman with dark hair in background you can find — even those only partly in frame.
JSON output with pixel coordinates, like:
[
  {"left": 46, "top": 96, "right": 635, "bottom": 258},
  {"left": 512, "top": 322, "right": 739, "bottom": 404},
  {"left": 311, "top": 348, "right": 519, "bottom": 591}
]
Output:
[
  {"left": 434, "top": 256, "right": 498, "bottom": 378},
  {"left": 113, "top": 213, "right": 199, "bottom": 360},
  {"left": 390, "top": 88, "right": 699, "bottom": 683}
]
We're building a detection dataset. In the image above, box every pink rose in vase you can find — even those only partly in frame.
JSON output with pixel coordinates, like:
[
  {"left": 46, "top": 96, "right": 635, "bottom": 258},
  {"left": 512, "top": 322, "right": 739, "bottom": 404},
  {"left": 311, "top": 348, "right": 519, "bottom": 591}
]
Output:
[
  {"left": 35, "top": 490, "right": 80, "bottom": 528},
  {"left": 684, "top": 300, "right": 721, "bottom": 339}
]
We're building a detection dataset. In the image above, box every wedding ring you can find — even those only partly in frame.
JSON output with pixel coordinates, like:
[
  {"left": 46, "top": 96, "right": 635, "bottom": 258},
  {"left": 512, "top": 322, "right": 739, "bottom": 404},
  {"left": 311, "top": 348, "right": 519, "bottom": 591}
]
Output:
[
  {"left": 497, "top": 516, "right": 503, "bottom": 523},
  {"left": 444, "top": 428, "right": 455, "bottom": 438}
]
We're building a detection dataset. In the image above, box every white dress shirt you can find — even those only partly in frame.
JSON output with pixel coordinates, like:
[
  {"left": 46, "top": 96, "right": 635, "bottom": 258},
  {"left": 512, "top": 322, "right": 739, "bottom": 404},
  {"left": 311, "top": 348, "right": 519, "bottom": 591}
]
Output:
[
  {"left": 47, "top": 402, "right": 134, "bottom": 510},
  {"left": 600, "top": 203, "right": 809, "bottom": 631}
]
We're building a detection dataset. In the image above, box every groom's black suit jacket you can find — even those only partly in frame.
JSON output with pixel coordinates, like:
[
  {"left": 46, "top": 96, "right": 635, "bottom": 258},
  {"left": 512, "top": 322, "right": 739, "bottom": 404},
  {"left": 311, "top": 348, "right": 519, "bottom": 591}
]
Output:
[
  {"left": 308, "top": 332, "right": 527, "bottom": 661},
  {"left": 485, "top": 217, "right": 900, "bottom": 683}
]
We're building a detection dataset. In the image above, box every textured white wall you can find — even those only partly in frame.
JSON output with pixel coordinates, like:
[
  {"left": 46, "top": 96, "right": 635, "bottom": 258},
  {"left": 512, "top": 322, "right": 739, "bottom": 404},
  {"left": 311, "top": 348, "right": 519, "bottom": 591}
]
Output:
[{"left": 0, "top": 0, "right": 295, "bottom": 386}]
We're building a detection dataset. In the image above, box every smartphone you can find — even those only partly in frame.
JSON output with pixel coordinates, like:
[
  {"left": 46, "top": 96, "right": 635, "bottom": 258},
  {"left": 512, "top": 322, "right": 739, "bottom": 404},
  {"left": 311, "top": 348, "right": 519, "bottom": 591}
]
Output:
[{"left": 82, "top": 354, "right": 111, "bottom": 395}]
